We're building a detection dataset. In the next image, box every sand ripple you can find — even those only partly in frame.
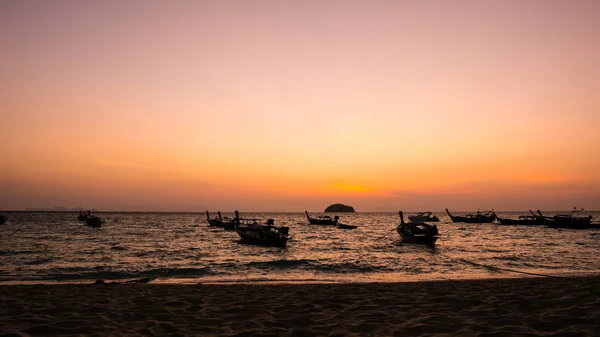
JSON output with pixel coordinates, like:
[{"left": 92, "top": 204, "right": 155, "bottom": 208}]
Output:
[{"left": 1, "top": 277, "right": 600, "bottom": 336}]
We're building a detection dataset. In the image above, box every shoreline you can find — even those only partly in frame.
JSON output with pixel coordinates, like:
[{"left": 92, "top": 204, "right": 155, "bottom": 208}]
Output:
[
  {"left": 2, "top": 276, "right": 599, "bottom": 335},
  {"left": 3, "top": 269, "right": 600, "bottom": 286}
]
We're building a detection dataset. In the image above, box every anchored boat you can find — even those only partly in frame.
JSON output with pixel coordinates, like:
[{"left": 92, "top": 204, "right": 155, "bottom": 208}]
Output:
[
  {"left": 493, "top": 212, "right": 539, "bottom": 225},
  {"left": 537, "top": 209, "right": 596, "bottom": 229},
  {"left": 77, "top": 211, "right": 88, "bottom": 222},
  {"left": 408, "top": 212, "right": 439, "bottom": 222},
  {"left": 446, "top": 209, "right": 495, "bottom": 223},
  {"left": 206, "top": 211, "right": 239, "bottom": 230},
  {"left": 85, "top": 216, "right": 104, "bottom": 228},
  {"left": 305, "top": 211, "right": 339, "bottom": 225},
  {"left": 397, "top": 211, "right": 440, "bottom": 245},
  {"left": 235, "top": 218, "right": 289, "bottom": 247},
  {"left": 337, "top": 223, "right": 357, "bottom": 230}
]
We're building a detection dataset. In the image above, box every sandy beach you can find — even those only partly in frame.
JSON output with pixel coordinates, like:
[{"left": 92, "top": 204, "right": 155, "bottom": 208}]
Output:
[{"left": 1, "top": 277, "right": 599, "bottom": 336}]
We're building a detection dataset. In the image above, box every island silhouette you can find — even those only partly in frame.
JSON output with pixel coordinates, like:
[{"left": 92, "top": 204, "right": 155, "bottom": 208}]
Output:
[{"left": 324, "top": 204, "right": 355, "bottom": 212}]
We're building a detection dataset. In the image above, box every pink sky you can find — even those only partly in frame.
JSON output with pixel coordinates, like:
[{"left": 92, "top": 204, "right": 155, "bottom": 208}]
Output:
[{"left": 1, "top": 1, "right": 599, "bottom": 211}]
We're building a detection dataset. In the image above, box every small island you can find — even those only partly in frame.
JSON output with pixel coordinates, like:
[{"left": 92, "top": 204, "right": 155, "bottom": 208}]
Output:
[{"left": 324, "top": 204, "right": 355, "bottom": 212}]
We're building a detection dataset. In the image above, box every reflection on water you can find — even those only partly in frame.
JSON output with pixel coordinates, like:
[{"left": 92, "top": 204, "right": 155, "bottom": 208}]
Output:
[{"left": 0, "top": 212, "right": 599, "bottom": 284}]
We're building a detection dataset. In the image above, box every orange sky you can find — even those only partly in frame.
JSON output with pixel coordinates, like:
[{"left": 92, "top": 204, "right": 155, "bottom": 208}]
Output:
[{"left": 1, "top": 1, "right": 599, "bottom": 211}]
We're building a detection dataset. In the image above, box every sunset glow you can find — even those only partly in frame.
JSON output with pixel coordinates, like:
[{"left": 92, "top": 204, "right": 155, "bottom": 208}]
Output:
[{"left": 1, "top": 1, "right": 599, "bottom": 211}]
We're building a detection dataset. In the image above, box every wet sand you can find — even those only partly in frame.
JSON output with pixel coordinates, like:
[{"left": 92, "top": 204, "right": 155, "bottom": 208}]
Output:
[{"left": 1, "top": 276, "right": 599, "bottom": 336}]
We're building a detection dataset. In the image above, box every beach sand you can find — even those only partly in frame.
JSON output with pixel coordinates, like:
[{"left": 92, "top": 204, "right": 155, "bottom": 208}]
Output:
[{"left": 1, "top": 276, "right": 599, "bottom": 336}]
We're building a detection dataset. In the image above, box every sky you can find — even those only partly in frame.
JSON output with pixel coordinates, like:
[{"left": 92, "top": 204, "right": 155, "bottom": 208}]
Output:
[{"left": 1, "top": 0, "right": 599, "bottom": 212}]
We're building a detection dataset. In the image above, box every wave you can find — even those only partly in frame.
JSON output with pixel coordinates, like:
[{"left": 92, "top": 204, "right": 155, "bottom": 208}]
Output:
[
  {"left": 244, "top": 259, "right": 315, "bottom": 269},
  {"left": 311, "top": 262, "right": 395, "bottom": 273},
  {"left": 0, "top": 266, "right": 215, "bottom": 282},
  {"left": 221, "top": 259, "right": 394, "bottom": 274}
]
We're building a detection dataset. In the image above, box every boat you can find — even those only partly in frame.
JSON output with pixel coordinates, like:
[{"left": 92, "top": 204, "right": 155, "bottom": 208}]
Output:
[
  {"left": 77, "top": 211, "right": 88, "bottom": 222},
  {"left": 234, "top": 218, "right": 289, "bottom": 247},
  {"left": 445, "top": 209, "right": 496, "bottom": 223},
  {"left": 396, "top": 211, "right": 439, "bottom": 245},
  {"left": 337, "top": 223, "right": 357, "bottom": 229},
  {"left": 529, "top": 210, "right": 555, "bottom": 225},
  {"left": 305, "top": 211, "right": 339, "bottom": 225},
  {"left": 493, "top": 212, "right": 539, "bottom": 225},
  {"left": 85, "top": 216, "right": 104, "bottom": 228},
  {"left": 206, "top": 211, "right": 239, "bottom": 230},
  {"left": 408, "top": 211, "right": 439, "bottom": 222},
  {"left": 0, "top": 215, "right": 7, "bottom": 225},
  {"left": 537, "top": 209, "right": 596, "bottom": 229}
]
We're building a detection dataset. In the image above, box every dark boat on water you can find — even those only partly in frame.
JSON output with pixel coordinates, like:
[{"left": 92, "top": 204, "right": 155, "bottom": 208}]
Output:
[
  {"left": 408, "top": 212, "right": 439, "bottom": 222},
  {"left": 337, "top": 223, "right": 357, "bottom": 230},
  {"left": 85, "top": 216, "right": 104, "bottom": 228},
  {"left": 206, "top": 211, "right": 239, "bottom": 230},
  {"left": 446, "top": 209, "right": 495, "bottom": 223},
  {"left": 305, "top": 211, "right": 339, "bottom": 225},
  {"left": 0, "top": 214, "right": 7, "bottom": 225},
  {"left": 397, "top": 211, "right": 439, "bottom": 245},
  {"left": 529, "top": 210, "right": 555, "bottom": 225},
  {"left": 536, "top": 209, "right": 596, "bottom": 229},
  {"left": 234, "top": 218, "right": 289, "bottom": 247},
  {"left": 77, "top": 211, "right": 88, "bottom": 222},
  {"left": 493, "top": 212, "right": 539, "bottom": 225}
]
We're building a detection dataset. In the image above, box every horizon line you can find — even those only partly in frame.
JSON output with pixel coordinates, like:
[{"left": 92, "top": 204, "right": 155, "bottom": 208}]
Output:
[{"left": 3, "top": 209, "right": 599, "bottom": 213}]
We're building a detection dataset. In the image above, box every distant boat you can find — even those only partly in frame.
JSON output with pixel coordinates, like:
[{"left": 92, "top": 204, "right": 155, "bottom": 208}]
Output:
[
  {"left": 77, "top": 211, "right": 88, "bottom": 222},
  {"left": 206, "top": 211, "right": 239, "bottom": 230},
  {"left": 85, "top": 216, "right": 104, "bottom": 228},
  {"left": 408, "top": 212, "right": 439, "bottom": 222},
  {"left": 397, "top": 211, "right": 439, "bottom": 245},
  {"left": 446, "top": 209, "right": 495, "bottom": 223},
  {"left": 537, "top": 209, "right": 596, "bottom": 229},
  {"left": 305, "top": 211, "right": 339, "bottom": 225},
  {"left": 493, "top": 212, "right": 539, "bottom": 225},
  {"left": 0, "top": 214, "right": 7, "bottom": 225},
  {"left": 337, "top": 223, "right": 357, "bottom": 230},
  {"left": 234, "top": 218, "right": 289, "bottom": 247}
]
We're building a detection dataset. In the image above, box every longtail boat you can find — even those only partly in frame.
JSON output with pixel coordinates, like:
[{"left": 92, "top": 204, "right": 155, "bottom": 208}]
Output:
[
  {"left": 408, "top": 212, "right": 439, "bottom": 222},
  {"left": 206, "top": 211, "right": 239, "bottom": 230},
  {"left": 397, "top": 211, "right": 439, "bottom": 245},
  {"left": 446, "top": 209, "right": 495, "bottom": 223},
  {"left": 305, "top": 211, "right": 339, "bottom": 225},
  {"left": 493, "top": 212, "right": 539, "bottom": 225},
  {"left": 537, "top": 209, "right": 596, "bottom": 229},
  {"left": 235, "top": 218, "right": 289, "bottom": 247}
]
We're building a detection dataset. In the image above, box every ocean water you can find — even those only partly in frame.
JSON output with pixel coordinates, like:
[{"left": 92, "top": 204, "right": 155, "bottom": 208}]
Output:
[{"left": 1, "top": 211, "right": 599, "bottom": 284}]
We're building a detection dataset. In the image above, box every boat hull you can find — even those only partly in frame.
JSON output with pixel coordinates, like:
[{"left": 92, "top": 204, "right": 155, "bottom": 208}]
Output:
[
  {"left": 397, "top": 230, "right": 438, "bottom": 245},
  {"left": 207, "top": 219, "right": 236, "bottom": 230},
  {"left": 448, "top": 215, "right": 495, "bottom": 223},
  {"left": 408, "top": 215, "right": 439, "bottom": 222},
  {"left": 547, "top": 217, "right": 597, "bottom": 229},
  {"left": 396, "top": 225, "right": 438, "bottom": 245},
  {"left": 85, "top": 216, "right": 104, "bottom": 228},
  {"left": 307, "top": 218, "right": 337, "bottom": 225},
  {"left": 496, "top": 218, "right": 540, "bottom": 225}
]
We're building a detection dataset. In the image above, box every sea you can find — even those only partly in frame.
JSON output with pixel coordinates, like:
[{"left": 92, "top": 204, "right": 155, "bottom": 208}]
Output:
[{"left": 1, "top": 211, "right": 599, "bottom": 284}]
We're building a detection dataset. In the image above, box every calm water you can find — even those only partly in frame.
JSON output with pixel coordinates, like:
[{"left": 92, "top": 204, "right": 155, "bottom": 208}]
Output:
[{"left": 1, "top": 211, "right": 599, "bottom": 284}]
